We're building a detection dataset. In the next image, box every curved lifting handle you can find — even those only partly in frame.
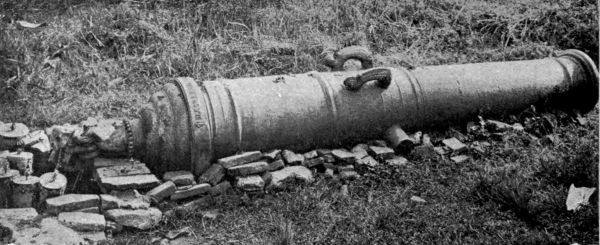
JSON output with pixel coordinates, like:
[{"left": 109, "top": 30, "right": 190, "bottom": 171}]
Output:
[
  {"left": 322, "top": 46, "right": 374, "bottom": 71},
  {"left": 343, "top": 68, "right": 392, "bottom": 91}
]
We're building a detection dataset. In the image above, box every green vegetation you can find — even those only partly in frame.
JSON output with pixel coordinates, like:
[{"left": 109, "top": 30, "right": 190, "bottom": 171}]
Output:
[{"left": 0, "top": 0, "right": 597, "bottom": 244}]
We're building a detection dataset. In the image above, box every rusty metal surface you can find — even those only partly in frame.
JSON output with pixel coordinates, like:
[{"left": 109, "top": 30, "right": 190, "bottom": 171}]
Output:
[{"left": 133, "top": 50, "right": 598, "bottom": 174}]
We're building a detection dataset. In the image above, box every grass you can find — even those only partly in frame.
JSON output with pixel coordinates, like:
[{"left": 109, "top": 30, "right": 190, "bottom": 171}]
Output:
[{"left": 0, "top": 0, "right": 598, "bottom": 244}]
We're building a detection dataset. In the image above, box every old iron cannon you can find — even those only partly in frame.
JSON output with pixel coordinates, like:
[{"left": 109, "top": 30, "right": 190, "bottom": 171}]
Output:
[{"left": 101, "top": 49, "right": 597, "bottom": 175}]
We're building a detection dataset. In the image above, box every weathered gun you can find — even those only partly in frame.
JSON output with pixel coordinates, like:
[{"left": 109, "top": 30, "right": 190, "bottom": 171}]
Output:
[{"left": 112, "top": 49, "right": 597, "bottom": 175}]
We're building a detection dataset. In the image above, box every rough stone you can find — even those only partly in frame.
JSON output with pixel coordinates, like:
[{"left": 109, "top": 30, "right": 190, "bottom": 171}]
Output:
[
  {"left": 58, "top": 212, "right": 106, "bottom": 231},
  {"left": 410, "top": 196, "right": 426, "bottom": 203},
  {"left": 109, "top": 189, "right": 151, "bottom": 210},
  {"left": 263, "top": 149, "right": 282, "bottom": 161},
  {"left": 324, "top": 168, "right": 335, "bottom": 179},
  {"left": 236, "top": 175, "right": 265, "bottom": 192},
  {"left": 79, "top": 231, "right": 107, "bottom": 244},
  {"left": 368, "top": 146, "right": 395, "bottom": 160},
  {"left": 12, "top": 218, "right": 86, "bottom": 245},
  {"left": 356, "top": 156, "right": 379, "bottom": 167},
  {"left": 198, "top": 164, "right": 225, "bottom": 186},
  {"left": 281, "top": 150, "right": 304, "bottom": 165},
  {"left": 0, "top": 208, "right": 38, "bottom": 224},
  {"left": 100, "top": 194, "right": 120, "bottom": 211},
  {"left": 411, "top": 144, "right": 437, "bottom": 160},
  {"left": 209, "top": 181, "right": 231, "bottom": 196},
  {"left": 267, "top": 166, "right": 314, "bottom": 190},
  {"left": 262, "top": 172, "right": 273, "bottom": 185},
  {"left": 302, "top": 150, "right": 318, "bottom": 160},
  {"left": 304, "top": 157, "right": 324, "bottom": 168},
  {"left": 171, "top": 183, "right": 211, "bottom": 200},
  {"left": 267, "top": 159, "right": 285, "bottom": 171},
  {"left": 331, "top": 149, "right": 356, "bottom": 164},
  {"left": 217, "top": 151, "right": 262, "bottom": 169},
  {"left": 442, "top": 138, "right": 467, "bottom": 153},
  {"left": 340, "top": 170, "right": 359, "bottom": 181},
  {"left": 104, "top": 208, "right": 162, "bottom": 230},
  {"left": 512, "top": 123, "right": 525, "bottom": 132},
  {"left": 385, "top": 156, "right": 408, "bottom": 166},
  {"left": 163, "top": 171, "right": 196, "bottom": 186},
  {"left": 350, "top": 144, "right": 369, "bottom": 160},
  {"left": 486, "top": 119, "right": 512, "bottom": 132},
  {"left": 146, "top": 181, "right": 176, "bottom": 204},
  {"left": 450, "top": 155, "right": 470, "bottom": 163},
  {"left": 227, "top": 161, "right": 269, "bottom": 176},
  {"left": 174, "top": 196, "right": 214, "bottom": 216},
  {"left": 434, "top": 146, "right": 449, "bottom": 156},
  {"left": 46, "top": 194, "right": 100, "bottom": 215}
]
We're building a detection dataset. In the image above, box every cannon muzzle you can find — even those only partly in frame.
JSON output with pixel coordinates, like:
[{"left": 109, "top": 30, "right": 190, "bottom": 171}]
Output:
[{"left": 128, "top": 49, "right": 598, "bottom": 175}]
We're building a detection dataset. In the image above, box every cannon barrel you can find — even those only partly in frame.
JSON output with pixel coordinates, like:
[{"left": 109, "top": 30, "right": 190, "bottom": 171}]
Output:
[{"left": 129, "top": 49, "right": 598, "bottom": 175}]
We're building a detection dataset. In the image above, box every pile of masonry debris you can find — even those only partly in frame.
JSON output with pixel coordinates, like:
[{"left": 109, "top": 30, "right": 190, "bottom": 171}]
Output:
[{"left": 0, "top": 106, "right": 592, "bottom": 244}]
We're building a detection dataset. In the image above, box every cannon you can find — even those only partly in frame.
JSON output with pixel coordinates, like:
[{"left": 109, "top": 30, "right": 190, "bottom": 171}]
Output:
[{"left": 104, "top": 49, "right": 597, "bottom": 175}]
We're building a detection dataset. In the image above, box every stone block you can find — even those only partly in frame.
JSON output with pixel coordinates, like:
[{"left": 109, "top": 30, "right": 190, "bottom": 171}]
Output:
[
  {"left": 197, "top": 164, "right": 225, "bottom": 186},
  {"left": 58, "top": 212, "right": 105, "bottom": 231},
  {"left": 209, "top": 181, "right": 231, "bottom": 196},
  {"left": 94, "top": 163, "right": 159, "bottom": 192},
  {"left": 281, "top": 150, "right": 304, "bottom": 165},
  {"left": 227, "top": 161, "right": 269, "bottom": 176},
  {"left": 170, "top": 183, "right": 211, "bottom": 200},
  {"left": 104, "top": 208, "right": 162, "bottom": 230},
  {"left": 46, "top": 194, "right": 99, "bottom": 215},
  {"left": 367, "top": 146, "right": 395, "bottom": 160},
  {"left": 146, "top": 181, "right": 176, "bottom": 204},
  {"left": 217, "top": 151, "right": 262, "bottom": 169},
  {"left": 236, "top": 175, "right": 264, "bottom": 192},
  {"left": 442, "top": 138, "right": 467, "bottom": 153},
  {"left": 267, "top": 159, "right": 285, "bottom": 171},
  {"left": 267, "top": 166, "right": 314, "bottom": 190},
  {"left": 331, "top": 149, "right": 355, "bottom": 164},
  {"left": 163, "top": 171, "right": 196, "bottom": 186},
  {"left": 263, "top": 149, "right": 282, "bottom": 161}
]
